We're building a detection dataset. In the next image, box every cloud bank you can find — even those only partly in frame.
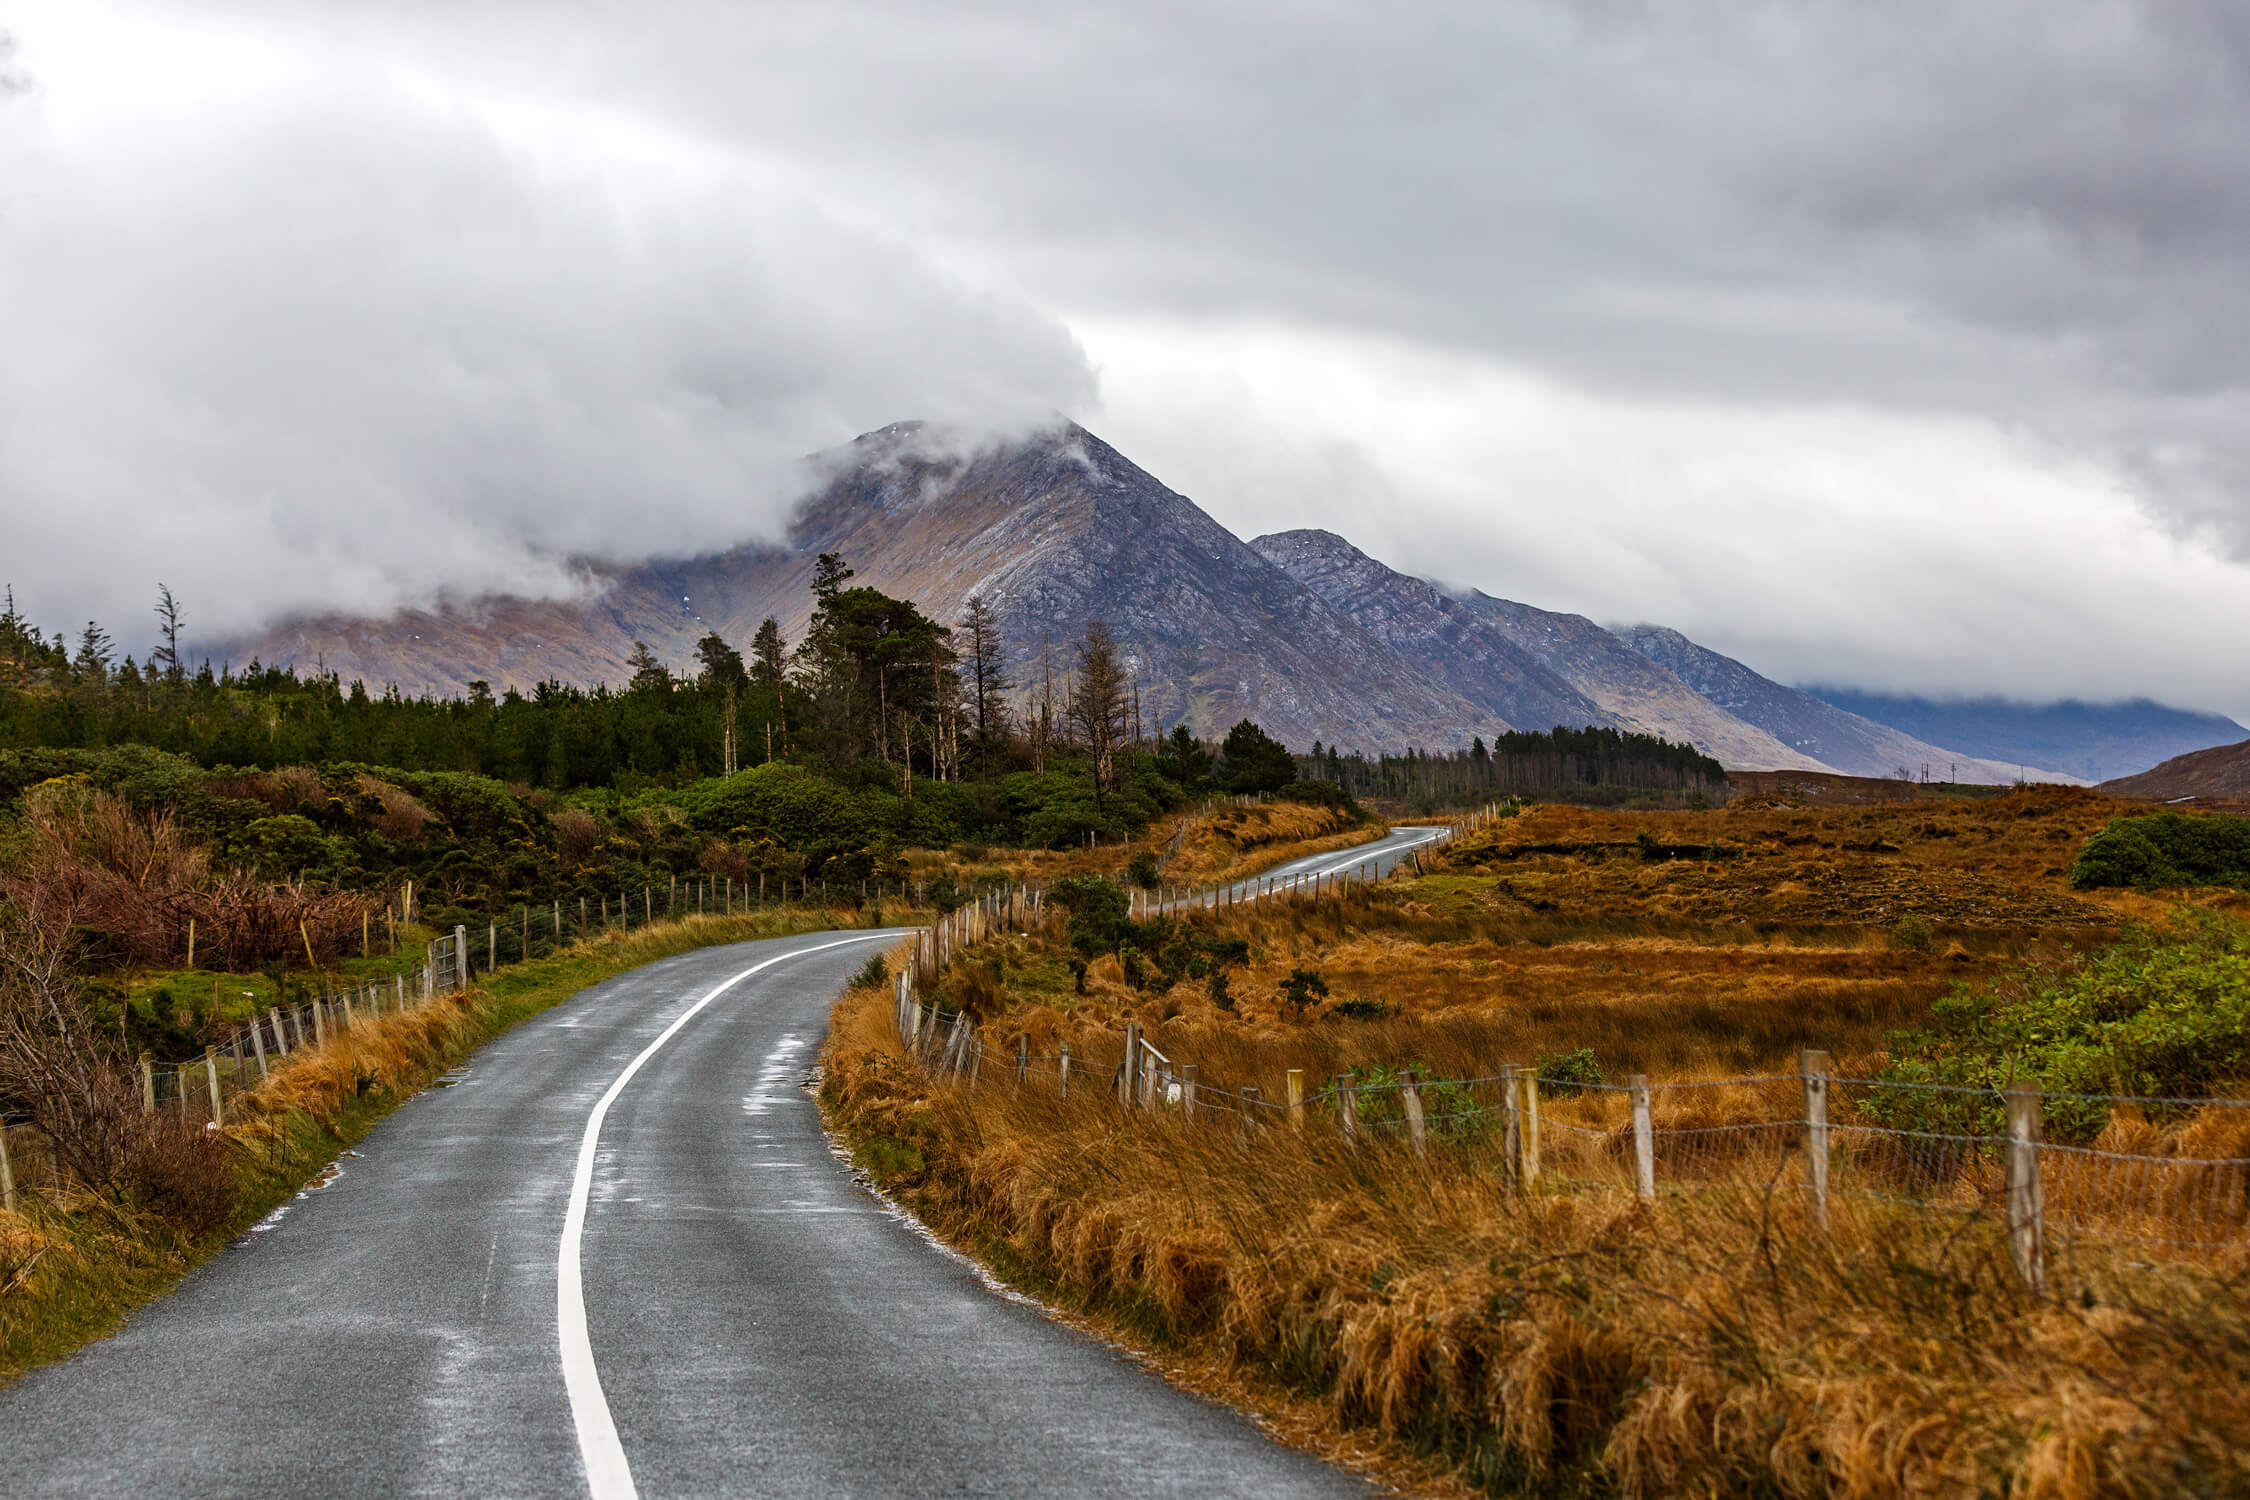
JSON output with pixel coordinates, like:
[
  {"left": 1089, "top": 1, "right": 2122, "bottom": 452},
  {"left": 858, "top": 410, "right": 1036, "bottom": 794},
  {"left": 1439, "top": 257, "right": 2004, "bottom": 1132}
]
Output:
[
  {"left": 2, "top": 1, "right": 2246, "bottom": 718},
  {"left": 0, "top": 4, "right": 1093, "bottom": 641}
]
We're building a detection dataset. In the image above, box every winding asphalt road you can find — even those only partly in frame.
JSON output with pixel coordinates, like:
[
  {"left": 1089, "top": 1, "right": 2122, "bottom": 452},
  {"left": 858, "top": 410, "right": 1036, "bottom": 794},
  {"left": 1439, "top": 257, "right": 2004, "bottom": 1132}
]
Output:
[
  {"left": 0, "top": 923, "right": 1382, "bottom": 1495},
  {"left": 1178, "top": 823, "right": 1452, "bottom": 912}
]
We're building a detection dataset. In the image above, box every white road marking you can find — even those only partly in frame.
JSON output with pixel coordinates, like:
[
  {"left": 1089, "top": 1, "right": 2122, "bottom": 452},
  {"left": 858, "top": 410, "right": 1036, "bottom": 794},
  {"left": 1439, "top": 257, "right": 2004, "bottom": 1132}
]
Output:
[{"left": 557, "top": 932, "right": 896, "bottom": 1500}]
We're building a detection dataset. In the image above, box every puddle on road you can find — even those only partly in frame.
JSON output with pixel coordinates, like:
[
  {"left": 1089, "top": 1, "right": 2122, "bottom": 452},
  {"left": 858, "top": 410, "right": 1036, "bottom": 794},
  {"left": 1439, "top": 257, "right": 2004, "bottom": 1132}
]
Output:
[{"left": 741, "top": 1033, "right": 809, "bottom": 1117}]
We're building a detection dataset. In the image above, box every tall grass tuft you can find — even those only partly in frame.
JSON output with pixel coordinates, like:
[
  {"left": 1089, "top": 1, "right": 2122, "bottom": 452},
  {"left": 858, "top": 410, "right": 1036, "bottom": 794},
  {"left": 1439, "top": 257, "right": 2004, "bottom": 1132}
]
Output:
[{"left": 823, "top": 981, "right": 2250, "bottom": 1497}]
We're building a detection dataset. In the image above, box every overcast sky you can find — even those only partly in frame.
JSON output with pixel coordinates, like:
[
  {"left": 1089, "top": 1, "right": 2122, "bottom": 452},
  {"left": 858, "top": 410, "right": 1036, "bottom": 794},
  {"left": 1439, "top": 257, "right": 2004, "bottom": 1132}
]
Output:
[{"left": 4, "top": 2, "right": 2249, "bottom": 718}]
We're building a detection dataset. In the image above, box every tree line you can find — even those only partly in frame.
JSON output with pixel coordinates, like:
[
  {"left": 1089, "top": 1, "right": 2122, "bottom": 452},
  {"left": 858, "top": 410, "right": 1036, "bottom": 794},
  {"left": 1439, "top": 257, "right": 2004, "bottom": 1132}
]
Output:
[{"left": 1304, "top": 727, "right": 1727, "bottom": 808}]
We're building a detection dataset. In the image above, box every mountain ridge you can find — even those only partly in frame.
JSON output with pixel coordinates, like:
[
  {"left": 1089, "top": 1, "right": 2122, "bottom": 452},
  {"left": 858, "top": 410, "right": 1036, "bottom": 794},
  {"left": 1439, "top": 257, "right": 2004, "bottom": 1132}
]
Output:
[{"left": 205, "top": 419, "right": 2169, "bottom": 777}]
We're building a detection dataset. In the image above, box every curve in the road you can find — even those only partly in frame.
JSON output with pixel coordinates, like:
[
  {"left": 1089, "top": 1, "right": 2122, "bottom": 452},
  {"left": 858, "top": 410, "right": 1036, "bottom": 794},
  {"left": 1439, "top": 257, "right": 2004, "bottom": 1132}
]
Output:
[{"left": 0, "top": 927, "right": 1372, "bottom": 1498}]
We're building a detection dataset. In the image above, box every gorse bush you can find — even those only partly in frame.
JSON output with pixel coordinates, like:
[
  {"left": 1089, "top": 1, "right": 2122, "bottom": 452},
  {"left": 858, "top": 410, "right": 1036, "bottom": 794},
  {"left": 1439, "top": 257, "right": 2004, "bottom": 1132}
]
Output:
[
  {"left": 2069, "top": 811, "right": 2250, "bottom": 892},
  {"left": 1535, "top": 1046, "right": 1605, "bottom": 1096},
  {"left": 1873, "top": 911, "right": 2250, "bottom": 1140}
]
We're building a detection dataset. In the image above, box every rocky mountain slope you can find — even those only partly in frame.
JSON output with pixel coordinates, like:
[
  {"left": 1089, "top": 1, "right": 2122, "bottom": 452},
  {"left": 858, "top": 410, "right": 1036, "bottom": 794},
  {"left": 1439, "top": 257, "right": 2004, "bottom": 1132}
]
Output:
[
  {"left": 218, "top": 423, "right": 1492, "bottom": 753},
  {"left": 2099, "top": 738, "right": 2250, "bottom": 802},
  {"left": 211, "top": 419, "right": 2124, "bottom": 775},
  {"left": 1250, "top": 531, "right": 1827, "bottom": 771},
  {"left": 1614, "top": 625, "right": 2059, "bottom": 785}
]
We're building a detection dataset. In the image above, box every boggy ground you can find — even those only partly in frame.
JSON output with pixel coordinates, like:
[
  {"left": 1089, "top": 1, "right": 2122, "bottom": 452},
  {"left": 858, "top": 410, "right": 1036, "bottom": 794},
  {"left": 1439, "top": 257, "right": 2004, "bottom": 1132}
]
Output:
[
  {"left": 932, "top": 786, "right": 2143, "bottom": 1084},
  {"left": 821, "top": 787, "right": 2250, "bottom": 1496}
]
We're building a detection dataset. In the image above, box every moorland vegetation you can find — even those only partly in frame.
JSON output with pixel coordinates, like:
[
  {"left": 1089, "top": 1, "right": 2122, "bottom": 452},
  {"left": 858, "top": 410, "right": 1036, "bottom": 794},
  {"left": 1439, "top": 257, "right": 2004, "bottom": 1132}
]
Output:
[{"left": 826, "top": 786, "right": 2250, "bottom": 1496}]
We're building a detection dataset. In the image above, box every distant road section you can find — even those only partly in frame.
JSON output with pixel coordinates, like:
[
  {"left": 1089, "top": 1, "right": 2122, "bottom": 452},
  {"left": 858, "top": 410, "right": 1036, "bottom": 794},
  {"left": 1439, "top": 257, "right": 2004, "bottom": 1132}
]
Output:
[
  {"left": 0, "top": 931, "right": 1370, "bottom": 1497},
  {"left": 1177, "top": 823, "right": 1452, "bottom": 913}
]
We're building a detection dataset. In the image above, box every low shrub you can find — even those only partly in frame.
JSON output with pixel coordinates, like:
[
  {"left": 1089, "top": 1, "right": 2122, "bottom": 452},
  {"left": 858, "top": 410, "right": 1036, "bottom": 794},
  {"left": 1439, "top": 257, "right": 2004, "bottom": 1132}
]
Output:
[{"left": 2070, "top": 811, "right": 2250, "bottom": 891}]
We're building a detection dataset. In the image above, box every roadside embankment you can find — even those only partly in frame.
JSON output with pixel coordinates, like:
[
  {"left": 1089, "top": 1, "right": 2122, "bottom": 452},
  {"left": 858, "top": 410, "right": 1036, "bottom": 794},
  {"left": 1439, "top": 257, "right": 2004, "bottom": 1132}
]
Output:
[{"left": 821, "top": 933, "right": 2250, "bottom": 1498}]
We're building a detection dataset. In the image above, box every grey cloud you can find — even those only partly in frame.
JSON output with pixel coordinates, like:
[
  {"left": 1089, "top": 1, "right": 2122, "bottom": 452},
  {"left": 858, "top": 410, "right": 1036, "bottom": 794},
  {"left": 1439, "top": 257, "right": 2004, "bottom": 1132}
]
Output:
[
  {"left": 7, "top": 0, "right": 2250, "bottom": 714},
  {"left": 362, "top": 0, "right": 2250, "bottom": 541},
  {"left": 0, "top": 18, "right": 1093, "bottom": 643}
]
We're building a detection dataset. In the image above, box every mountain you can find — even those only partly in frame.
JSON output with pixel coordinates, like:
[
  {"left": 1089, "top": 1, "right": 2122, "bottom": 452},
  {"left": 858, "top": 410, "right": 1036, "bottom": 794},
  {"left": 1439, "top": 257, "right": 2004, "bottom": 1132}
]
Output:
[
  {"left": 1801, "top": 690, "right": 2248, "bottom": 783},
  {"left": 216, "top": 422, "right": 1493, "bottom": 754},
  {"left": 1613, "top": 625, "right": 2065, "bottom": 785},
  {"left": 1250, "top": 531, "right": 1829, "bottom": 770},
  {"left": 2099, "top": 739, "right": 2250, "bottom": 802},
  {"left": 216, "top": 419, "right": 2193, "bottom": 775}
]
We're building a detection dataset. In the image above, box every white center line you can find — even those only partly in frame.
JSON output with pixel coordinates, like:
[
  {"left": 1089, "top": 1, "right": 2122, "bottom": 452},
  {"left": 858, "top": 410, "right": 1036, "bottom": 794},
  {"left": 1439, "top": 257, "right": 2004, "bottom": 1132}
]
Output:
[{"left": 557, "top": 932, "right": 896, "bottom": 1500}]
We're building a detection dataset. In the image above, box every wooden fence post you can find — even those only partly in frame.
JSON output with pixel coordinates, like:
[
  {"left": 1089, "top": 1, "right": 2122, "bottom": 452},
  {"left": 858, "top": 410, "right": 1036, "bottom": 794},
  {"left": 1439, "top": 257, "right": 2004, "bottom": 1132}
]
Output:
[
  {"left": 1337, "top": 1073, "right": 1358, "bottom": 1148},
  {"left": 1629, "top": 1073, "right": 1655, "bottom": 1203},
  {"left": 251, "top": 1016, "right": 269, "bottom": 1079},
  {"left": 1801, "top": 1049, "right": 1831, "bottom": 1233},
  {"left": 2005, "top": 1084, "right": 2047, "bottom": 1293},
  {"left": 312, "top": 997, "right": 327, "bottom": 1049},
  {"left": 205, "top": 1048, "right": 223, "bottom": 1124},
  {"left": 1401, "top": 1068, "right": 1427, "bottom": 1163},
  {"left": 0, "top": 1125, "right": 14, "bottom": 1212},
  {"left": 140, "top": 1053, "right": 155, "bottom": 1112},
  {"left": 1237, "top": 1087, "right": 1258, "bottom": 1149},
  {"left": 1515, "top": 1069, "right": 1540, "bottom": 1188},
  {"left": 1017, "top": 1035, "right": 1029, "bottom": 1088},
  {"left": 1501, "top": 1064, "right": 1520, "bottom": 1189},
  {"left": 1181, "top": 1064, "right": 1199, "bottom": 1121},
  {"left": 1122, "top": 1023, "right": 1141, "bottom": 1109},
  {"left": 268, "top": 1008, "right": 288, "bottom": 1057},
  {"left": 1286, "top": 1069, "right": 1305, "bottom": 1130},
  {"left": 1059, "top": 1042, "right": 1071, "bottom": 1099}
]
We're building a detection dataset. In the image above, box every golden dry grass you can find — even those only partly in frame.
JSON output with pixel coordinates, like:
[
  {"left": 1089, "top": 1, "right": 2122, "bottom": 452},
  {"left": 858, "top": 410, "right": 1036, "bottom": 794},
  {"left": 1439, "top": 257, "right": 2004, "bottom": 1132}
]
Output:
[
  {"left": 1159, "top": 800, "right": 1380, "bottom": 887},
  {"left": 828, "top": 787, "right": 2250, "bottom": 1494},
  {"left": 824, "top": 980, "right": 2250, "bottom": 1497}
]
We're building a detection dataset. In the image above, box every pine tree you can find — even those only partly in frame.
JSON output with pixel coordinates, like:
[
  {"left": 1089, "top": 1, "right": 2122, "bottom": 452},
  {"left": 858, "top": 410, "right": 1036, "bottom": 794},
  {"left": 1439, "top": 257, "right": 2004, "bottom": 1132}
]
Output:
[
  {"left": 1068, "top": 620, "right": 1131, "bottom": 811},
  {"left": 695, "top": 631, "right": 747, "bottom": 774},
  {"left": 750, "top": 617, "right": 789, "bottom": 759},
  {"left": 959, "top": 593, "right": 1010, "bottom": 772},
  {"left": 73, "top": 620, "right": 116, "bottom": 687},
  {"left": 626, "top": 640, "right": 669, "bottom": 691},
  {"left": 151, "top": 583, "right": 186, "bottom": 686}
]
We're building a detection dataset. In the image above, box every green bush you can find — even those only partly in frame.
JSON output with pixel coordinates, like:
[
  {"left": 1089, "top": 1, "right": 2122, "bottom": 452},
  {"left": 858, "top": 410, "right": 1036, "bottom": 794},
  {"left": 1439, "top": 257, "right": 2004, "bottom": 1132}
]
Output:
[
  {"left": 1279, "top": 966, "right": 1329, "bottom": 1016},
  {"left": 1333, "top": 1062, "right": 1489, "bottom": 1142},
  {"left": 1535, "top": 1046, "right": 1605, "bottom": 1096},
  {"left": 2069, "top": 812, "right": 2250, "bottom": 892},
  {"left": 1871, "top": 911, "right": 2250, "bottom": 1140},
  {"left": 1049, "top": 874, "right": 1131, "bottom": 957}
]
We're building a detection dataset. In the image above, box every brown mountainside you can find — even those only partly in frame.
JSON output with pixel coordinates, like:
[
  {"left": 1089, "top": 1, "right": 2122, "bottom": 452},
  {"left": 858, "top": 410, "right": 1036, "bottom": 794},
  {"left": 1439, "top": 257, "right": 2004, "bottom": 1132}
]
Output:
[{"left": 2099, "top": 738, "right": 2250, "bottom": 803}]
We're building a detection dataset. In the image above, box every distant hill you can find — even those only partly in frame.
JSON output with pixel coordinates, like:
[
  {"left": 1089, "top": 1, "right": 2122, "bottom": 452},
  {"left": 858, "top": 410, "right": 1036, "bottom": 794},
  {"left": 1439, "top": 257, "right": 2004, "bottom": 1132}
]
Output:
[
  {"left": 1615, "top": 626, "right": 2064, "bottom": 785},
  {"left": 1802, "top": 690, "right": 2247, "bottom": 783},
  {"left": 2100, "top": 739, "right": 2250, "bottom": 802}
]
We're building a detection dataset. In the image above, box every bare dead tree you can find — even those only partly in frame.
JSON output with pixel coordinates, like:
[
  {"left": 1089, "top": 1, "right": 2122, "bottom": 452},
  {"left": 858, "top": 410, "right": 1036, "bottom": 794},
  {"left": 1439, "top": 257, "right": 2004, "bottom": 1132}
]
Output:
[{"left": 0, "top": 894, "right": 135, "bottom": 1189}]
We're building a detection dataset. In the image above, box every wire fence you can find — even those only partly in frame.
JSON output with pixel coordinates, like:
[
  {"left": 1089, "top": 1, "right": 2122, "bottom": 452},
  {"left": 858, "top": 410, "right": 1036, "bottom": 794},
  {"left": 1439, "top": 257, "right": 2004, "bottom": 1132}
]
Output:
[
  {"left": 883, "top": 804, "right": 2248, "bottom": 1285},
  {"left": 1, "top": 871, "right": 847, "bottom": 1211}
]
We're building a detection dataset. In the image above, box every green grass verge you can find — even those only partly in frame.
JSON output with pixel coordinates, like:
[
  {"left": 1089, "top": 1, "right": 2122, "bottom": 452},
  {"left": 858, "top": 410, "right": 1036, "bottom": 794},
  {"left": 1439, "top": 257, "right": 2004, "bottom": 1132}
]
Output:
[{"left": 0, "top": 903, "right": 904, "bottom": 1385}]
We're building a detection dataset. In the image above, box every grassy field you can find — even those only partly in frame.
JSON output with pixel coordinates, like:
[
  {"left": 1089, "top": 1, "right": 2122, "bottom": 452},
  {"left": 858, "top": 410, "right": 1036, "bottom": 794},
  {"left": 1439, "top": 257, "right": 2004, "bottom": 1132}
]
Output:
[
  {"left": 823, "top": 788, "right": 2250, "bottom": 1496},
  {"left": 0, "top": 902, "right": 896, "bottom": 1384}
]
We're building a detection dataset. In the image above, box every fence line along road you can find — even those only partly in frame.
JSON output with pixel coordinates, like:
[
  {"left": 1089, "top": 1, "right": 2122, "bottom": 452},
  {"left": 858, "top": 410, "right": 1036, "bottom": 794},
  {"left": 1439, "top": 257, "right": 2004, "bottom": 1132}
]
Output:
[
  {"left": 883, "top": 805, "right": 2249, "bottom": 1291},
  {"left": 0, "top": 871, "right": 872, "bottom": 1209}
]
